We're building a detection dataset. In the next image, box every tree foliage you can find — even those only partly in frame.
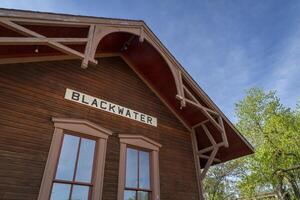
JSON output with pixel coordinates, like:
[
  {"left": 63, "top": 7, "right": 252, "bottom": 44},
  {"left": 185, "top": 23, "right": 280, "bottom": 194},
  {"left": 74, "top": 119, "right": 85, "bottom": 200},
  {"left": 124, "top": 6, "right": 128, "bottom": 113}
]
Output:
[
  {"left": 203, "top": 159, "right": 247, "bottom": 199},
  {"left": 204, "top": 88, "right": 300, "bottom": 199}
]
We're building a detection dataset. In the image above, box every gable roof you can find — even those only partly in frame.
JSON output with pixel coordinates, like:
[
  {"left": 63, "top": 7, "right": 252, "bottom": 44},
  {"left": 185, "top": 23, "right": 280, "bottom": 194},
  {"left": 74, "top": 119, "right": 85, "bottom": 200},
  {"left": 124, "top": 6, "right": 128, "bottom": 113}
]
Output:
[{"left": 0, "top": 8, "right": 254, "bottom": 166}]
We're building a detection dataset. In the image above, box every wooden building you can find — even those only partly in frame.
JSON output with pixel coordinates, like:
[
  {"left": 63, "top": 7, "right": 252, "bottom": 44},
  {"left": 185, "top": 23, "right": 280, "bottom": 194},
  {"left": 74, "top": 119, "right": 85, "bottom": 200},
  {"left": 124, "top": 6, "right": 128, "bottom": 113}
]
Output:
[{"left": 0, "top": 8, "right": 254, "bottom": 200}]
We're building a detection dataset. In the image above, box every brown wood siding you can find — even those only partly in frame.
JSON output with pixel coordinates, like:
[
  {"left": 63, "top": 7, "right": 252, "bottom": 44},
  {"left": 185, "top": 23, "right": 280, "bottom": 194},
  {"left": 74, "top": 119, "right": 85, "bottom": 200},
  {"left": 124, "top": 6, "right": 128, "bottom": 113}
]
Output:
[{"left": 0, "top": 57, "right": 199, "bottom": 200}]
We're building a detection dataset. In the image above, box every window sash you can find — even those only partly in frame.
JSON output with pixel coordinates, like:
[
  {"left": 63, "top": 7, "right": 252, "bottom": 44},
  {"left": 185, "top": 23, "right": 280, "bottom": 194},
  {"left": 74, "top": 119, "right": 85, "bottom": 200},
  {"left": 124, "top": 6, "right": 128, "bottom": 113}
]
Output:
[
  {"left": 50, "top": 133, "right": 97, "bottom": 200},
  {"left": 50, "top": 182, "right": 91, "bottom": 200},
  {"left": 54, "top": 133, "right": 97, "bottom": 184},
  {"left": 124, "top": 189, "right": 151, "bottom": 200},
  {"left": 125, "top": 147, "right": 151, "bottom": 191}
]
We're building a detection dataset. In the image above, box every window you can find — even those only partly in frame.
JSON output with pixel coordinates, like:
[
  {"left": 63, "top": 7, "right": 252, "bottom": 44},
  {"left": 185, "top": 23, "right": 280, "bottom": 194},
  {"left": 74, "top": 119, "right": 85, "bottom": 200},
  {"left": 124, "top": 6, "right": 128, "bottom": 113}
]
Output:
[
  {"left": 50, "top": 134, "right": 96, "bottom": 200},
  {"left": 124, "top": 148, "right": 150, "bottom": 200},
  {"left": 118, "top": 135, "right": 162, "bottom": 200},
  {"left": 38, "top": 118, "right": 112, "bottom": 200}
]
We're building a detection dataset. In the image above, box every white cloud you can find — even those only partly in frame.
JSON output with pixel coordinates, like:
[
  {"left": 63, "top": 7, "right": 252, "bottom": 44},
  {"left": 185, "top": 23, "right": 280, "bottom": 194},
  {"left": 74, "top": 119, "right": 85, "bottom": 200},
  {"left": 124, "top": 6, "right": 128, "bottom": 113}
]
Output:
[
  {"left": 265, "top": 25, "right": 300, "bottom": 108},
  {"left": 1, "top": 0, "right": 56, "bottom": 11}
]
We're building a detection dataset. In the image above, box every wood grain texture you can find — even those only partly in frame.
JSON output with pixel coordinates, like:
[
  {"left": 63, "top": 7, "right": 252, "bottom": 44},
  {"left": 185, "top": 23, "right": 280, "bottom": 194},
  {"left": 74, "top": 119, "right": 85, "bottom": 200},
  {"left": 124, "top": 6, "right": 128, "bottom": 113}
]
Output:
[{"left": 0, "top": 57, "right": 199, "bottom": 200}]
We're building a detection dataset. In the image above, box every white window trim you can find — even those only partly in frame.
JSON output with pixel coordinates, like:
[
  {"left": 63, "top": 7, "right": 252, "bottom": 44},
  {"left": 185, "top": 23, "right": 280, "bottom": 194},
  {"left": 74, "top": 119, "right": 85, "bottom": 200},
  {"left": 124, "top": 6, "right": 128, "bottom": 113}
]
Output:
[
  {"left": 118, "top": 134, "right": 162, "bottom": 200},
  {"left": 38, "top": 117, "right": 112, "bottom": 200}
]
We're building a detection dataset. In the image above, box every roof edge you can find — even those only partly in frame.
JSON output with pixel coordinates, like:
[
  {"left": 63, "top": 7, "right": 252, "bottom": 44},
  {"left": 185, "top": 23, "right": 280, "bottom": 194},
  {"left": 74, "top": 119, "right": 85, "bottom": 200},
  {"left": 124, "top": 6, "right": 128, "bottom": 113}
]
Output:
[{"left": 0, "top": 7, "right": 144, "bottom": 25}]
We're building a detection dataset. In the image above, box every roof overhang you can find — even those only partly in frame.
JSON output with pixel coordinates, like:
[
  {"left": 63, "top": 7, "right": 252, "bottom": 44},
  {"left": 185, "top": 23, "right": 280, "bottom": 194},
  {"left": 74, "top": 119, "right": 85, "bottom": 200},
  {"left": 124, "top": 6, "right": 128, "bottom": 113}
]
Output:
[{"left": 0, "top": 8, "right": 254, "bottom": 167}]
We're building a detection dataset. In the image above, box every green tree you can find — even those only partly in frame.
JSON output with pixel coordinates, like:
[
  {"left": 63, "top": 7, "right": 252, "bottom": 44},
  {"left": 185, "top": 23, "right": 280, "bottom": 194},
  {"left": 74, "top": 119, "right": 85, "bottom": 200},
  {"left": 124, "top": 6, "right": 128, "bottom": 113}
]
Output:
[
  {"left": 235, "top": 88, "right": 300, "bottom": 199},
  {"left": 203, "top": 159, "right": 247, "bottom": 200},
  {"left": 203, "top": 88, "right": 300, "bottom": 200}
]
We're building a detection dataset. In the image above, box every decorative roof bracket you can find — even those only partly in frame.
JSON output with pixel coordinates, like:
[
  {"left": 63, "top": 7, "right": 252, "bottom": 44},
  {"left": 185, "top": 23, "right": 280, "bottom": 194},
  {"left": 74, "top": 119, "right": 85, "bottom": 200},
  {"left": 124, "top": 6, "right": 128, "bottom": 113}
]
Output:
[{"left": 0, "top": 19, "right": 98, "bottom": 65}]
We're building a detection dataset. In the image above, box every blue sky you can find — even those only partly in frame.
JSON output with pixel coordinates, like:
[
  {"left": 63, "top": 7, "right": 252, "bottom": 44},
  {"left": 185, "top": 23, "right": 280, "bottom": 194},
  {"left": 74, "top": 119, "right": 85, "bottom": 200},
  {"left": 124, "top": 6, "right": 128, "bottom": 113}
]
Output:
[{"left": 2, "top": 0, "right": 300, "bottom": 121}]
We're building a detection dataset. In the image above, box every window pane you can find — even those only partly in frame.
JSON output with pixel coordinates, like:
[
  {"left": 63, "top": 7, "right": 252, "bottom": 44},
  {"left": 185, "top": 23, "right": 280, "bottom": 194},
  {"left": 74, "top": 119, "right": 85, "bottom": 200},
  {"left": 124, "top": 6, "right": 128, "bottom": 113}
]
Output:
[
  {"left": 139, "top": 151, "right": 150, "bottom": 189},
  {"left": 124, "top": 190, "right": 136, "bottom": 200},
  {"left": 75, "top": 138, "right": 96, "bottom": 183},
  {"left": 50, "top": 183, "right": 71, "bottom": 200},
  {"left": 138, "top": 191, "right": 149, "bottom": 200},
  {"left": 71, "top": 185, "right": 90, "bottom": 200},
  {"left": 55, "top": 134, "right": 80, "bottom": 181},
  {"left": 125, "top": 148, "right": 138, "bottom": 188}
]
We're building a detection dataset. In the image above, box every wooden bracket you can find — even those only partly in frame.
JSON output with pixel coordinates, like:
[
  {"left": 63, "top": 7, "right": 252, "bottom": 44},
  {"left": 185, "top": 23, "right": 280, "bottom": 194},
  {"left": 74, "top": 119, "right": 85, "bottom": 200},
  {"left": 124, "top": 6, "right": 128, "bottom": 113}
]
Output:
[
  {"left": 183, "top": 71, "right": 230, "bottom": 198},
  {"left": 191, "top": 126, "right": 222, "bottom": 200},
  {"left": 177, "top": 72, "right": 229, "bottom": 190},
  {"left": 191, "top": 125, "right": 222, "bottom": 200},
  {"left": 81, "top": 24, "right": 97, "bottom": 69},
  {"left": 175, "top": 72, "right": 229, "bottom": 149},
  {"left": 189, "top": 118, "right": 230, "bottom": 199},
  {"left": 199, "top": 147, "right": 219, "bottom": 180},
  {"left": 0, "top": 19, "right": 97, "bottom": 66}
]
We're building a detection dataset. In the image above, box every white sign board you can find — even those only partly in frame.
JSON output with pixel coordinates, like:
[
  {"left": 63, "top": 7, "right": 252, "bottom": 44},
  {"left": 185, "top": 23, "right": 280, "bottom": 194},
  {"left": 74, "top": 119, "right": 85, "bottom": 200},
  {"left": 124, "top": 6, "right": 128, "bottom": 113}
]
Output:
[{"left": 64, "top": 88, "right": 157, "bottom": 127}]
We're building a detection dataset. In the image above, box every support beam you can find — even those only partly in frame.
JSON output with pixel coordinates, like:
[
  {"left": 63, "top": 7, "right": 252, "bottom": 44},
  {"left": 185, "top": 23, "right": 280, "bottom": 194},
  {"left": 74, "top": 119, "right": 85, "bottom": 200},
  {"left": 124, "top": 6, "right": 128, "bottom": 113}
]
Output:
[
  {"left": 0, "top": 19, "right": 97, "bottom": 65},
  {"left": 197, "top": 142, "right": 224, "bottom": 155},
  {"left": 48, "top": 42, "right": 90, "bottom": 62},
  {"left": 82, "top": 24, "right": 96, "bottom": 68},
  {"left": 191, "top": 129, "right": 204, "bottom": 200},
  {"left": 198, "top": 154, "right": 221, "bottom": 163},
  {"left": 218, "top": 116, "right": 229, "bottom": 147},
  {"left": 178, "top": 71, "right": 186, "bottom": 108},
  {"left": 176, "top": 76, "right": 228, "bottom": 150},
  {"left": 0, "top": 19, "right": 43, "bottom": 37},
  {"left": 182, "top": 97, "right": 220, "bottom": 117},
  {"left": 201, "top": 123, "right": 216, "bottom": 146},
  {"left": 192, "top": 119, "right": 210, "bottom": 129},
  {"left": 81, "top": 25, "right": 116, "bottom": 68},
  {"left": 177, "top": 95, "right": 224, "bottom": 133},
  {"left": 0, "top": 37, "right": 88, "bottom": 45},
  {"left": 191, "top": 116, "right": 229, "bottom": 196},
  {"left": 200, "top": 147, "right": 218, "bottom": 181},
  {"left": 183, "top": 86, "right": 219, "bottom": 116},
  {"left": 174, "top": 74, "right": 230, "bottom": 193},
  {"left": 81, "top": 24, "right": 143, "bottom": 69}
]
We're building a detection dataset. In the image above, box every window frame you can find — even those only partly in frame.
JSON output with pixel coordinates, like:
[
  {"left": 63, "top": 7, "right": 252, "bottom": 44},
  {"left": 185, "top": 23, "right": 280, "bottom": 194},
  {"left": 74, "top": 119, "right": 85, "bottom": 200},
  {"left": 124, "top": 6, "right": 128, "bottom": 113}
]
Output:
[
  {"left": 51, "top": 132, "right": 96, "bottom": 199},
  {"left": 124, "top": 147, "right": 151, "bottom": 199},
  {"left": 118, "top": 134, "right": 162, "bottom": 200},
  {"left": 38, "top": 118, "right": 112, "bottom": 200}
]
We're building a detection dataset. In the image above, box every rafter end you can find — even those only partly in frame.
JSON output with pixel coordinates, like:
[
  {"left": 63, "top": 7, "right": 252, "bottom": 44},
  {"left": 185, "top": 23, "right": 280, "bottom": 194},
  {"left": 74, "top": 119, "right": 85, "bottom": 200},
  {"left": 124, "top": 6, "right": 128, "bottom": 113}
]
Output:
[
  {"left": 139, "top": 36, "right": 144, "bottom": 43},
  {"left": 81, "top": 58, "right": 98, "bottom": 69},
  {"left": 176, "top": 94, "right": 183, "bottom": 100}
]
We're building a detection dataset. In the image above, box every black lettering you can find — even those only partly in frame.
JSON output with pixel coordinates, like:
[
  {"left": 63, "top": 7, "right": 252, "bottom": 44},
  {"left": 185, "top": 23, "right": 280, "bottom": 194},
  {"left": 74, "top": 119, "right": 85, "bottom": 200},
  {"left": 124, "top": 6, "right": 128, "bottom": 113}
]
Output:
[
  {"left": 118, "top": 107, "right": 124, "bottom": 115},
  {"left": 125, "top": 109, "right": 131, "bottom": 118},
  {"left": 81, "top": 95, "right": 89, "bottom": 104},
  {"left": 71, "top": 91, "right": 80, "bottom": 101},
  {"left": 133, "top": 111, "right": 139, "bottom": 120},
  {"left": 100, "top": 101, "right": 107, "bottom": 109},
  {"left": 147, "top": 116, "right": 153, "bottom": 124},
  {"left": 108, "top": 104, "right": 116, "bottom": 113},
  {"left": 91, "top": 98, "right": 98, "bottom": 107},
  {"left": 140, "top": 114, "right": 145, "bottom": 122}
]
